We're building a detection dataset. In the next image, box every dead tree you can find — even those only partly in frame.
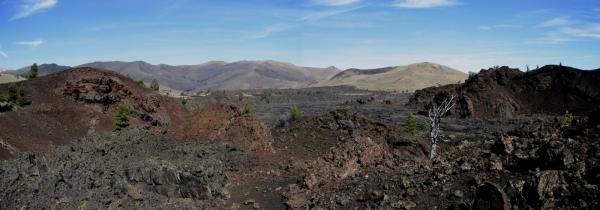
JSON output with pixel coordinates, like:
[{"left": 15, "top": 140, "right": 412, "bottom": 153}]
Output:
[{"left": 427, "top": 95, "right": 455, "bottom": 159}]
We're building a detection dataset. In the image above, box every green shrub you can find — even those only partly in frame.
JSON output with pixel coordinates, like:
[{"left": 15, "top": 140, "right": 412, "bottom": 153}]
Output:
[
  {"left": 406, "top": 113, "right": 417, "bottom": 136},
  {"left": 181, "top": 97, "right": 188, "bottom": 105},
  {"left": 150, "top": 79, "right": 160, "bottom": 91},
  {"left": 135, "top": 80, "right": 145, "bottom": 87},
  {"left": 113, "top": 104, "right": 131, "bottom": 130},
  {"left": 243, "top": 104, "right": 252, "bottom": 115},
  {"left": 0, "top": 83, "right": 29, "bottom": 107},
  {"left": 563, "top": 110, "right": 574, "bottom": 126},
  {"left": 290, "top": 105, "right": 302, "bottom": 120}
]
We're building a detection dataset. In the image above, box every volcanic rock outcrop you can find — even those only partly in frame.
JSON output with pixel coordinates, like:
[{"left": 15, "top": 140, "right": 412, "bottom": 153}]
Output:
[
  {"left": 171, "top": 103, "right": 274, "bottom": 156},
  {"left": 408, "top": 65, "right": 600, "bottom": 118}
]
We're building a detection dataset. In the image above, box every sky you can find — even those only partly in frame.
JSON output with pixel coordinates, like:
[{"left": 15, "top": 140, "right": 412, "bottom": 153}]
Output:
[{"left": 0, "top": 0, "right": 599, "bottom": 72}]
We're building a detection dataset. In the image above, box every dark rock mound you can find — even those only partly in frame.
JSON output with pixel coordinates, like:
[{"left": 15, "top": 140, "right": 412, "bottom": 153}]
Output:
[{"left": 408, "top": 65, "right": 600, "bottom": 118}]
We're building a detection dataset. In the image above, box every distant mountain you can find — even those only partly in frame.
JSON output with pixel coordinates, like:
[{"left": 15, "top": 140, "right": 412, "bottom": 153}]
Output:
[
  {"left": 78, "top": 60, "right": 340, "bottom": 91},
  {"left": 11, "top": 64, "right": 72, "bottom": 76},
  {"left": 315, "top": 62, "right": 468, "bottom": 92}
]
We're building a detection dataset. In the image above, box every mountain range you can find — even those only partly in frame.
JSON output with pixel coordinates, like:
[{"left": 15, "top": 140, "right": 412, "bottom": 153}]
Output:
[
  {"left": 6, "top": 60, "right": 467, "bottom": 92},
  {"left": 78, "top": 60, "right": 339, "bottom": 91},
  {"left": 315, "top": 62, "right": 467, "bottom": 92}
]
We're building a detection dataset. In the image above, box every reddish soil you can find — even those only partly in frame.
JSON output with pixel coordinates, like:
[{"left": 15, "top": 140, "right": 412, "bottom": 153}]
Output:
[
  {"left": 170, "top": 103, "right": 275, "bottom": 159},
  {"left": 0, "top": 67, "right": 187, "bottom": 159},
  {"left": 408, "top": 65, "right": 600, "bottom": 118}
]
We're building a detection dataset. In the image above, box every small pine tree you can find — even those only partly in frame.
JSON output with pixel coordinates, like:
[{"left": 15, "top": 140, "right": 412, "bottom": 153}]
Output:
[
  {"left": 26, "top": 63, "right": 38, "bottom": 79},
  {"left": 7, "top": 83, "right": 28, "bottom": 106},
  {"left": 406, "top": 113, "right": 417, "bottom": 136},
  {"left": 290, "top": 105, "right": 302, "bottom": 120},
  {"left": 113, "top": 104, "right": 130, "bottom": 130},
  {"left": 150, "top": 79, "right": 160, "bottom": 91}
]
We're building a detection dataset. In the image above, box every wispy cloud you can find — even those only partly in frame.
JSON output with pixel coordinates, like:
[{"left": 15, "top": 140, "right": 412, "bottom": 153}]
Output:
[
  {"left": 478, "top": 24, "right": 520, "bottom": 31},
  {"left": 540, "top": 17, "right": 573, "bottom": 27},
  {"left": 560, "top": 24, "right": 600, "bottom": 39},
  {"left": 250, "top": 4, "right": 364, "bottom": 39},
  {"left": 11, "top": 0, "right": 58, "bottom": 20},
  {"left": 310, "top": 0, "right": 361, "bottom": 6},
  {"left": 15, "top": 39, "right": 45, "bottom": 48},
  {"left": 301, "top": 5, "right": 364, "bottom": 22},
  {"left": 528, "top": 34, "right": 573, "bottom": 44},
  {"left": 251, "top": 24, "right": 292, "bottom": 39},
  {"left": 392, "top": 0, "right": 457, "bottom": 9},
  {"left": 0, "top": 45, "right": 7, "bottom": 58}
]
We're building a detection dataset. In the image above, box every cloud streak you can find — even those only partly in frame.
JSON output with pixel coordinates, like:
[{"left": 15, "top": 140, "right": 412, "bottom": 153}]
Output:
[
  {"left": 560, "top": 24, "right": 600, "bottom": 39},
  {"left": 540, "top": 17, "right": 573, "bottom": 27},
  {"left": 311, "top": 0, "right": 361, "bottom": 6},
  {"left": 251, "top": 4, "right": 364, "bottom": 39},
  {"left": 0, "top": 45, "right": 7, "bottom": 58},
  {"left": 301, "top": 5, "right": 364, "bottom": 22},
  {"left": 11, "top": 0, "right": 58, "bottom": 20},
  {"left": 15, "top": 39, "right": 45, "bottom": 48},
  {"left": 251, "top": 24, "right": 292, "bottom": 39},
  {"left": 478, "top": 24, "right": 520, "bottom": 31},
  {"left": 392, "top": 0, "right": 457, "bottom": 9}
]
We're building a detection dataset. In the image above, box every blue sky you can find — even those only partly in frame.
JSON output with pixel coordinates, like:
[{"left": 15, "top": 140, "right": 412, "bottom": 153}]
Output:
[{"left": 0, "top": 0, "right": 599, "bottom": 71}]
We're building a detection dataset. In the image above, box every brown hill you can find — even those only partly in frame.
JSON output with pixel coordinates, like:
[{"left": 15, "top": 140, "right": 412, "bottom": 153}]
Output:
[
  {"left": 79, "top": 60, "right": 340, "bottom": 91},
  {"left": 0, "top": 73, "right": 24, "bottom": 84},
  {"left": 315, "top": 62, "right": 467, "bottom": 92},
  {"left": 408, "top": 65, "right": 600, "bottom": 118},
  {"left": 0, "top": 67, "right": 187, "bottom": 159}
]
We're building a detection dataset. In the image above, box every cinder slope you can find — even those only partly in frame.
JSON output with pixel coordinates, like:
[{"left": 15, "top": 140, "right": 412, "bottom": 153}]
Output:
[
  {"left": 0, "top": 67, "right": 187, "bottom": 159},
  {"left": 316, "top": 62, "right": 467, "bottom": 92}
]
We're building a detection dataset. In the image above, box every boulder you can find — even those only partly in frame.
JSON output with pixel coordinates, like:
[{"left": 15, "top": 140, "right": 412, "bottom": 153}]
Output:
[
  {"left": 493, "top": 134, "right": 515, "bottom": 155},
  {"left": 471, "top": 182, "right": 511, "bottom": 210}
]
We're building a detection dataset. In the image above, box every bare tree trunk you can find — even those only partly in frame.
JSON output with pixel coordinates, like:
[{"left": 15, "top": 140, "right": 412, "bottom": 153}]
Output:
[
  {"left": 427, "top": 95, "right": 455, "bottom": 159},
  {"left": 430, "top": 143, "right": 437, "bottom": 159}
]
